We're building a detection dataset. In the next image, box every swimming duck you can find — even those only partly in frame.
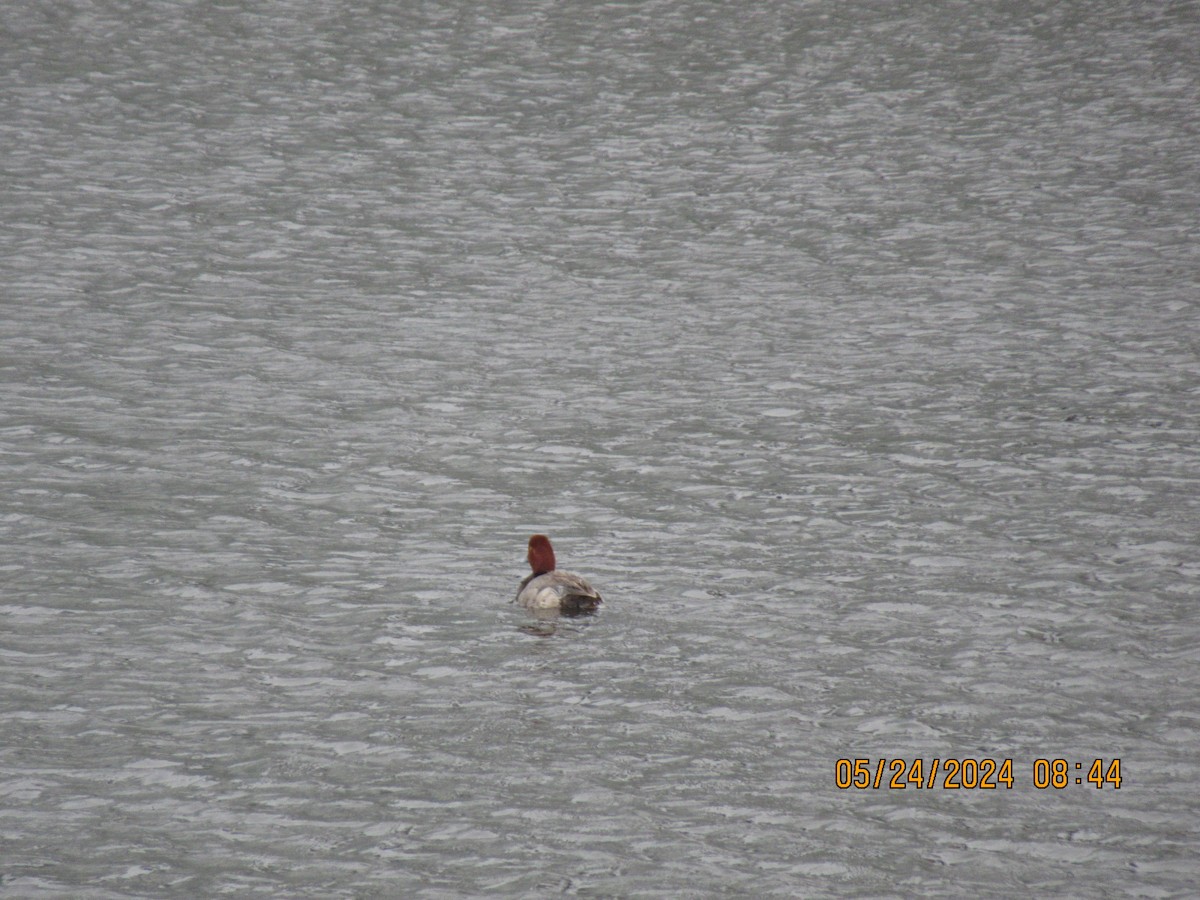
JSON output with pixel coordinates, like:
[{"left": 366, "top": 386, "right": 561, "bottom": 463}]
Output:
[{"left": 515, "top": 534, "right": 602, "bottom": 614}]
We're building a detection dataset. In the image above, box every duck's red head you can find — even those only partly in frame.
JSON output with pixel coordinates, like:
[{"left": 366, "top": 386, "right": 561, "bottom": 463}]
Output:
[{"left": 527, "top": 534, "right": 556, "bottom": 575}]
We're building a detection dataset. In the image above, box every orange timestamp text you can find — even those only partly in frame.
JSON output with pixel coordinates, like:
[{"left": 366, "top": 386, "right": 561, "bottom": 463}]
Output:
[{"left": 834, "top": 757, "right": 1121, "bottom": 790}]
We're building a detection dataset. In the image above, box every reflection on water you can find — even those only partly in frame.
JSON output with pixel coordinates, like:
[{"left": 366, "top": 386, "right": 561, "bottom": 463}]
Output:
[{"left": 2, "top": 0, "right": 1198, "bottom": 896}]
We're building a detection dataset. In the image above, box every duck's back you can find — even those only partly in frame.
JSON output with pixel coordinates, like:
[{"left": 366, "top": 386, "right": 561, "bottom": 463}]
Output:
[{"left": 516, "top": 571, "right": 602, "bottom": 614}]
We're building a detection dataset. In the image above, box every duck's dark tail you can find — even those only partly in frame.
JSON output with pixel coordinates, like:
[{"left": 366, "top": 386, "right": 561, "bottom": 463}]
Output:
[{"left": 559, "top": 592, "right": 602, "bottom": 616}]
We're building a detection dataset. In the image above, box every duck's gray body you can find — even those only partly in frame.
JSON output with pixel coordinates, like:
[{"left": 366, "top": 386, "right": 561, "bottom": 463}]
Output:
[{"left": 516, "top": 571, "right": 602, "bottom": 614}]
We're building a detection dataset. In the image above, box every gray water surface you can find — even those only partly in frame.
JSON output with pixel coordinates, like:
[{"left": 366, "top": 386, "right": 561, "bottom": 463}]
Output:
[{"left": 3, "top": 1, "right": 1199, "bottom": 896}]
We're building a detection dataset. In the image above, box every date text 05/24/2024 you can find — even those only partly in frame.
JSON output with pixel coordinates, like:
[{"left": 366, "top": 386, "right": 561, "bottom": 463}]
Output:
[{"left": 834, "top": 758, "right": 1122, "bottom": 790}]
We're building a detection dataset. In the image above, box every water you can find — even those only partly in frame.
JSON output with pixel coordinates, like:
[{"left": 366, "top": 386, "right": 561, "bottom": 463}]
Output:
[{"left": 3, "top": 1, "right": 1198, "bottom": 896}]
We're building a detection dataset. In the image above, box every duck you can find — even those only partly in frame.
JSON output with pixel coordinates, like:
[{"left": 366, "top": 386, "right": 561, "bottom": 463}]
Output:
[{"left": 515, "top": 534, "right": 602, "bottom": 615}]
